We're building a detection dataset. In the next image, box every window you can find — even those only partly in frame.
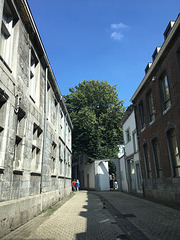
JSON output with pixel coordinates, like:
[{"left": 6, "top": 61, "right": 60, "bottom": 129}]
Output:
[
  {"left": 0, "top": 88, "right": 9, "bottom": 169},
  {"left": 29, "top": 48, "right": 39, "bottom": 103},
  {"left": 31, "top": 123, "right": 42, "bottom": 173},
  {"left": 59, "top": 142, "right": 63, "bottom": 175},
  {"left": 143, "top": 143, "right": 152, "bottom": 178},
  {"left": 145, "top": 62, "right": 152, "bottom": 75},
  {"left": 51, "top": 141, "right": 57, "bottom": 175},
  {"left": 13, "top": 106, "right": 26, "bottom": 171},
  {"left": 167, "top": 129, "right": 180, "bottom": 177},
  {"left": 0, "top": 1, "right": 14, "bottom": 65},
  {"left": 132, "top": 131, "right": 138, "bottom": 152},
  {"left": 147, "top": 90, "right": 155, "bottom": 123},
  {"left": 160, "top": 75, "right": 171, "bottom": 112},
  {"left": 125, "top": 128, "right": 131, "bottom": 143},
  {"left": 164, "top": 21, "right": 175, "bottom": 40},
  {"left": 139, "top": 101, "right": 145, "bottom": 130},
  {"left": 152, "top": 138, "right": 163, "bottom": 178},
  {"left": 52, "top": 99, "right": 57, "bottom": 126},
  {"left": 152, "top": 47, "right": 161, "bottom": 61}
]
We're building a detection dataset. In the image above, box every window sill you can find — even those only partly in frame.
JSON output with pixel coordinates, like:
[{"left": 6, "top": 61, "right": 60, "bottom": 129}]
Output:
[
  {"left": 0, "top": 55, "right": 12, "bottom": 73},
  {"left": 30, "top": 172, "right": 41, "bottom": 176},
  {"left": 140, "top": 127, "right": 146, "bottom": 133},
  {"left": 0, "top": 126, "right": 4, "bottom": 132},
  {"left": 29, "top": 95, "right": 36, "bottom": 103},
  {"left": 149, "top": 119, "right": 155, "bottom": 126},
  {"left": 0, "top": 168, "right": 5, "bottom": 174},
  {"left": 51, "top": 175, "right": 56, "bottom": 178},
  {"left": 13, "top": 170, "right": 23, "bottom": 175},
  {"left": 163, "top": 106, "right": 171, "bottom": 115}
]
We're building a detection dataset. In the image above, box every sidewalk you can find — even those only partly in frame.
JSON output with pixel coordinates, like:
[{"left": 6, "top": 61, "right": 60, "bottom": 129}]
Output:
[
  {"left": 2, "top": 190, "right": 180, "bottom": 240},
  {"left": 2, "top": 191, "right": 124, "bottom": 240}
]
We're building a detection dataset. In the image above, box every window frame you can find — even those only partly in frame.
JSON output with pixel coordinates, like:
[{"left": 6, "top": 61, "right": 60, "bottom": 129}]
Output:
[
  {"left": 143, "top": 143, "right": 152, "bottom": 179},
  {"left": 0, "top": 1, "right": 14, "bottom": 66},
  {"left": 146, "top": 90, "right": 156, "bottom": 123},
  {"left": 160, "top": 75, "right": 171, "bottom": 113},
  {"left": 166, "top": 128, "right": 180, "bottom": 177},
  {"left": 138, "top": 101, "right": 146, "bottom": 130},
  {"left": 125, "top": 127, "right": 131, "bottom": 144},
  {"left": 29, "top": 47, "right": 40, "bottom": 103},
  {"left": 152, "top": 138, "right": 163, "bottom": 178}
]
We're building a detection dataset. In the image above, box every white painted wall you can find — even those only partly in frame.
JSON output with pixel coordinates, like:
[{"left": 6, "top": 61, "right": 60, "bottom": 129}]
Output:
[
  {"left": 123, "top": 110, "right": 137, "bottom": 157},
  {"left": 96, "top": 161, "right": 109, "bottom": 191},
  {"left": 84, "top": 162, "right": 95, "bottom": 189},
  {"left": 123, "top": 108, "right": 142, "bottom": 193}
]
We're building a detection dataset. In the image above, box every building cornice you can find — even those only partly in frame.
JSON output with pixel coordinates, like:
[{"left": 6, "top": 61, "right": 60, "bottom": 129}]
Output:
[
  {"left": 14, "top": 0, "right": 73, "bottom": 129},
  {"left": 131, "top": 14, "right": 180, "bottom": 103}
]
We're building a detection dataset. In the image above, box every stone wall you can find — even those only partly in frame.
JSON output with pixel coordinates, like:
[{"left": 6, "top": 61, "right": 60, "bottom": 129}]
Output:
[
  {"left": 0, "top": 0, "right": 72, "bottom": 237},
  {"left": 0, "top": 185, "right": 71, "bottom": 238}
]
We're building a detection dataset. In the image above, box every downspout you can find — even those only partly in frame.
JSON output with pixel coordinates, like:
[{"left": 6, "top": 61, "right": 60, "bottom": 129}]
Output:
[
  {"left": 124, "top": 146, "right": 130, "bottom": 193},
  {"left": 40, "top": 67, "right": 48, "bottom": 210},
  {"left": 133, "top": 103, "right": 145, "bottom": 197},
  {"left": 10, "top": 92, "right": 20, "bottom": 199},
  {"left": 64, "top": 114, "right": 67, "bottom": 190}
]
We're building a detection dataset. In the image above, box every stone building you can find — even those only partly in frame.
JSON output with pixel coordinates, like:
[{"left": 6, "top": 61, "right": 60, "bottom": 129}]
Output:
[
  {"left": 0, "top": 0, "right": 72, "bottom": 237},
  {"left": 131, "top": 15, "right": 180, "bottom": 205}
]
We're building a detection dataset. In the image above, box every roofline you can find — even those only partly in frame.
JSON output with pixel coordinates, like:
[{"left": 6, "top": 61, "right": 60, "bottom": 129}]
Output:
[
  {"left": 20, "top": 0, "right": 73, "bottom": 129},
  {"left": 130, "top": 13, "right": 180, "bottom": 103}
]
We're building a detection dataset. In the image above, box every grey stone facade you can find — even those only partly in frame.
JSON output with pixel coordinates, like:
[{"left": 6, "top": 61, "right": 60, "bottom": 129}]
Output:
[{"left": 0, "top": 0, "right": 72, "bottom": 237}]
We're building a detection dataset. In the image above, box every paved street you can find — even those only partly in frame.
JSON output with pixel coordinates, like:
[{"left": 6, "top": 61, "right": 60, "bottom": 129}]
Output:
[{"left": 2, "top": 190, "right": 180, "bottom": 240}]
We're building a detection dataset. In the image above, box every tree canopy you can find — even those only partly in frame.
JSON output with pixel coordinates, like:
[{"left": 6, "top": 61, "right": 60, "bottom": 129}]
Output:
[{"left": 64, "top": 80, "right": 126, "bottom": 162}]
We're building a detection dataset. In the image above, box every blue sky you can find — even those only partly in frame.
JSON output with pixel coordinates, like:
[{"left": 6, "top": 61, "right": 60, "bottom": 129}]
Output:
[{"left": 27, "top": 0, "right": 180, "bottom": 107}]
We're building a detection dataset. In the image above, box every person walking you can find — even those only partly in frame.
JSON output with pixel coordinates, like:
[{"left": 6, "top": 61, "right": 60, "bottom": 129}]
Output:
[
  {"left": 72, "top": 179, "right": 76, "bottom": 191},
  {"left": 76, "top": 179, "right": 80, "bottom": 191}
]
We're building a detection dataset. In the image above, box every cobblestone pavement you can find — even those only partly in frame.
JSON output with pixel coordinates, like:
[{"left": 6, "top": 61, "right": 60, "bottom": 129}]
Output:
[
  {"left": 2, "top": 191, "right": 124, "bottom": 240},
  {"left": 93, "top": 191, "right": 180, "bottom": 240},
  {"left": 2, "top": 191, "right": 180, "bottom": 240}
]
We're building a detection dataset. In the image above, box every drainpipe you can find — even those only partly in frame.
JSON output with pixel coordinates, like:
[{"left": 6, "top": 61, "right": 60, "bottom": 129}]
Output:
[
  {"left": 64, "top": 114, "right": 67, "bottom": 190},
  {"left": 40, "top": 67, "right": 48, "bottom": 210},
  {"left": 132, "top": 103, "right": 145, "bottom": 197},
  {"left": 10, "top": 93, "right": 20, "bottom": 199}
]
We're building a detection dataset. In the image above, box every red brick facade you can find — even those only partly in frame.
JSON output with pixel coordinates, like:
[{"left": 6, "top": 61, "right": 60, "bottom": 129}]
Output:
[{"left": 132, "top": 15, "right": 180, "bottom": 205}]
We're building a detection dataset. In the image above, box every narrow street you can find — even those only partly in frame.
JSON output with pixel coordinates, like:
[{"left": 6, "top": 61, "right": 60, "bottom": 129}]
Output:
[{"left": 2, "top": 191, "right": 180, "bottom": 240}]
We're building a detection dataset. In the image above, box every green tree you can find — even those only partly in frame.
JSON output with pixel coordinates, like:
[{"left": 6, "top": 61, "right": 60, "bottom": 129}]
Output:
[{"left": 64, "top": 80, "right": 125, "bottom": 162}]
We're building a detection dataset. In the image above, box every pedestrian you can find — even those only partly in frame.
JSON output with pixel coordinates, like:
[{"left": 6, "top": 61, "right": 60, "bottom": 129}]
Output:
[
  {"left": 72, "top": 179, "right": 76, "bottom": 191},
  {"left": 114, "top": 180, "right": 118, "bottom": 190},
  {"left": 76, "top": 179, "right": 80, "bottom": 191}
]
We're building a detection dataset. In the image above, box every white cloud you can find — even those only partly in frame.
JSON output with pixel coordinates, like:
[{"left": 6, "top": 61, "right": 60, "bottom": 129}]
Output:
[
  {"left": 110, "top": 22, "right": 129, "bottom": 41},
  {"left": 111, "top": 32, "right": 123, "bottom": 41},
  {"left": 111, "top": 23, "right": 129, "bottom": 30}
]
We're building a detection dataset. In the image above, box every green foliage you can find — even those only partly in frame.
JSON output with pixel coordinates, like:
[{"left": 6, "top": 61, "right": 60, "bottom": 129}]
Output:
[
  {"left": 64, "top": 80, "right": 126, "bottom": 161},
  {"left": 109, "top": 161, "right": 116, "bottom": 175}
]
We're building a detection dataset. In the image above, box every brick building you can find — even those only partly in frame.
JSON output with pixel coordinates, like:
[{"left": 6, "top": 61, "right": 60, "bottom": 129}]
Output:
[
  {"left": 0, "top": 0, "right": 72, "bottom": 237},
  {"left": 131, "top": 15, "right": 180, "bottom": 205}
]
